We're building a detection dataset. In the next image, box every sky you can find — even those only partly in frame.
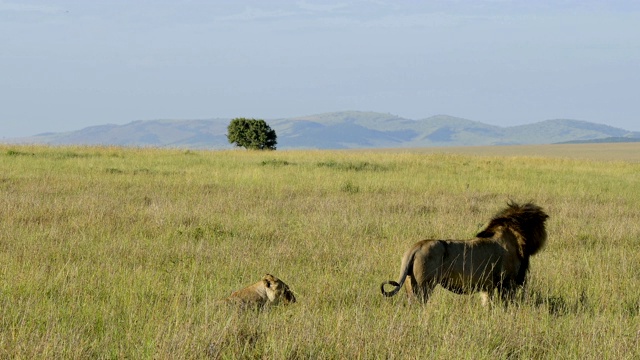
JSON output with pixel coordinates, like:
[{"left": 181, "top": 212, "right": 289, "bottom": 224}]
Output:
[{"left": 2, "top": 0, "right": 639, "bottom": 138}]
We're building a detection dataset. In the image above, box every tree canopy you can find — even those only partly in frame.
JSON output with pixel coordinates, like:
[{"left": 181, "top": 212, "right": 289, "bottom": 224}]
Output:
[{"left": 227, "top": 118, "right": 277, "bottom": 150}]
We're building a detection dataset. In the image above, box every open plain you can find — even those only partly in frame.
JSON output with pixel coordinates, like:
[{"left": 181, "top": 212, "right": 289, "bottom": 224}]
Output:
[{"left": 1, "top": 143, "right": 639, "bottom": 358}]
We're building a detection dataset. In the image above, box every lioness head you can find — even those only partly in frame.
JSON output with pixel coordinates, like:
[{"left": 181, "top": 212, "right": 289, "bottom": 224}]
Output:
[{"left": 263, "top": 274, "right": 296, "bottom": 305}]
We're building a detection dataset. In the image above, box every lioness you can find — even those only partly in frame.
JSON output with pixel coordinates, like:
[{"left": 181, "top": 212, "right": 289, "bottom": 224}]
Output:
[{"left": 224, "top": 274, "right": 296, "bottom": 309}]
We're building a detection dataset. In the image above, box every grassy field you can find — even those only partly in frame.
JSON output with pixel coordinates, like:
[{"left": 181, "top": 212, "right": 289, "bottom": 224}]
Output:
[{"left": 1, "top": 143, "right": 639, "bottom": 359}]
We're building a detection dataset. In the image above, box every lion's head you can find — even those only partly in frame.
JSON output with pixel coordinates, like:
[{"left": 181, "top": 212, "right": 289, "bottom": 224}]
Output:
[{"left": 476, "top": 201, "right": 548, "bottom": 257}]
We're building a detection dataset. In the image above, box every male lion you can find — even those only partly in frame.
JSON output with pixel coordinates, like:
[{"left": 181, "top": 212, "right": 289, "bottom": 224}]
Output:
[
  {"left": 224, "top": 274, "right": 296, "bottom": 309},
  {"left": 381, "top": 202, "right": 548, "bottom": 305}
]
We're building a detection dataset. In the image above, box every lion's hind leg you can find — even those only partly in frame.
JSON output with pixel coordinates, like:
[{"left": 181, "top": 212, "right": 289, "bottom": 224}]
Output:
[
  {"left": 405, "top": 276, "right": 435, "bottom": 304},
  {"left": 416, "top": 283, "right": 435, "bottom": 304}
]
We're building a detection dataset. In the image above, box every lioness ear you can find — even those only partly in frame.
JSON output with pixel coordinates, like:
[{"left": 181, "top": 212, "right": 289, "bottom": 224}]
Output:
[{"left": 263, "top": 279, "right": 271, "bottom": 288}]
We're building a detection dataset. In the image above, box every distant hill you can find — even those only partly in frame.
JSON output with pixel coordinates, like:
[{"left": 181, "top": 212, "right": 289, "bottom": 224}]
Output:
[
  {"left": 5, "top": 111, "right": 640, "bottom": 149},
  {"left": 556, "top": 137, "right": 640, "bottom": 144}
]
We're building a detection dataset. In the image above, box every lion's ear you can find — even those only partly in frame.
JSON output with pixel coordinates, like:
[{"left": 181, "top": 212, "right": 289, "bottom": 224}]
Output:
[
  {"left": 476, "top": 230, "right": 494, "bottom": 238},
  {"left": 263, "top": 279, "right": 271, "bottom": 288}
]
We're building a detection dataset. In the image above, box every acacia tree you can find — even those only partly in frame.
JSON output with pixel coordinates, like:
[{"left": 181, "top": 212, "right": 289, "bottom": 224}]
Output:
[{"left": 227, "top": 118, "right": 277, "bottom": 150}]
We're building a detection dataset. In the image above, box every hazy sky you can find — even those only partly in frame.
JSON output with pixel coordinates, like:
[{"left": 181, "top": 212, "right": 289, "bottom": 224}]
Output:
[{"left": 2, "top": 1, "right": 639, "bottom": 138}]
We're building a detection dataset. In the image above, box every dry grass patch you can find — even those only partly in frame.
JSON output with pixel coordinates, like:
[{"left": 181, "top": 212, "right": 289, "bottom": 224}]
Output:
[{"left": 1, "top": 144, "right": 639, "bottom": 358}]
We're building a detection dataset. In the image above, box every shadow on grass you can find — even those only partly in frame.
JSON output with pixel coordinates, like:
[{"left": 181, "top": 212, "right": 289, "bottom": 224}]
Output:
[{"left": 525, "top": 289, "right": 591, "bottom": 316}]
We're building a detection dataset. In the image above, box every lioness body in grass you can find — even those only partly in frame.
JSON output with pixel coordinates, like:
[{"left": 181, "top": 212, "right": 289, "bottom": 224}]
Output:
[
  {"left": 381, "top": 202, "right": 548, "bottom": 305},
  {"left": 224, "top": 274, "right": 296, "bottom": 309}
]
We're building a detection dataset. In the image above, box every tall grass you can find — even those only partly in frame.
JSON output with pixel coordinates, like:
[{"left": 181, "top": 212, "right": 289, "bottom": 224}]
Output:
[{"left": 1, "top": 144, "right": 639, "bottom": 358}]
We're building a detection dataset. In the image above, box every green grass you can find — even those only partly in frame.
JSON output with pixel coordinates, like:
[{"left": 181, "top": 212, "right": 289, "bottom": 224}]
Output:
[{"left": 1, "top": 144, "right": 639, "bottom": 358}]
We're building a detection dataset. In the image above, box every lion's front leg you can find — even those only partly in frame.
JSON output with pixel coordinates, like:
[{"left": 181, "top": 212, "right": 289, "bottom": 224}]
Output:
[
  {"left": 480, "top": 292, "right": 492, "bottom": 307},
  {"left": 481, "top": 287, "right": 519, "bottom": 307},
  {"left": 499, "top": 286, "right": 520, "bottom": 305}
]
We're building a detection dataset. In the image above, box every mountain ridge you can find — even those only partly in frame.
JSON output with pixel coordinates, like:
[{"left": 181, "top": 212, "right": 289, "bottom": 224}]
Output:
[{"left": 5, "top": 111, "right": 639, "bottom": 149}]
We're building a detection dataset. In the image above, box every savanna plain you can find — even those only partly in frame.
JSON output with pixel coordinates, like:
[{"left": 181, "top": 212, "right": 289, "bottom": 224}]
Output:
[{"left": 1, "top": 143, "right": 639, "bottom": 359}]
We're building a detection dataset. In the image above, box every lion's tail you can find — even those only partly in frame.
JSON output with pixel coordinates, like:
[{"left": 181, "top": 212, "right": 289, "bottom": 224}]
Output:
[
  {"left": 380, "top": 247, "right": 417, "bottom": 297},
  {"left": 380, "top": 280, "right": 402, "bottom": 297}
]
